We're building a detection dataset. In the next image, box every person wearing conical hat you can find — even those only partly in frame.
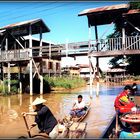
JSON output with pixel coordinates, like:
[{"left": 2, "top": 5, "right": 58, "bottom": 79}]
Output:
[{"left": 22, "top": 97, "right": 58, "bottom": 138}]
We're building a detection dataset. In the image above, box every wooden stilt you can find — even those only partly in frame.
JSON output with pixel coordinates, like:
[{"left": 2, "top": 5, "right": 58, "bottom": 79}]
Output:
[
  {"left": 88, "top": 26, "right": 93, "bottom": 98},
  {"left": 29, "top": 24, "right": 33, "bottom": 96},
  {"left": 7, "top": 62, "right": 11, "bottom": 93},
  {"left": 95, "top": 25, "right": 99, "bottom": 97},
  {"left": 19, "top": 65, "right": 22, "bottom": 94},
  {"left": 40, "top": 75, "right": 43, "bottom": 95},
  {"left": 39, "top": 27, "right": 43, "bottom": 95}
]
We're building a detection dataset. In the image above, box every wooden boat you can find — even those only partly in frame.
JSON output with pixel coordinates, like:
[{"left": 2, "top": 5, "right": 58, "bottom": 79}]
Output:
[
  {"left": 101, "top": 110, "right": 140, "bottom": 139},
  {"left": 56, "top": 103, "right": 91, "bottom": 139},
  {"left": 71, "top": 102, "right": 91, "bottom": 122},
  {"left": 56, "top": 101, "right": 91, "bottom": 138},
  {"left": 100, "top": 114, "right": 117, "bottom": 138},
  {"left": 21, "top": 110, "right": 89, "bottom": 139}
]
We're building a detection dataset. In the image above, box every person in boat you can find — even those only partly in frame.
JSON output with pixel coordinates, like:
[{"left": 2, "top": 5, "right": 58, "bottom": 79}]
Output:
[
  {"left": 22, "top": 97, "right": 58, "bottom": 138},
  {"left": 114, "top": 85, "right": 136, "bottom": 114},
  {"left": 119, "top": 122, "right": 140, "bottom": 138},
  {"left": 70, "top": 95, "right": 87, "bottom": 117},
  {"left": 131, "top": 83, "right": 138, "bottom": 95}
]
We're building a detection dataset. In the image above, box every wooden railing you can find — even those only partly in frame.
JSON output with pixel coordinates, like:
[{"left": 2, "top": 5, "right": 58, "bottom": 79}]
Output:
[
  {"left": 93, "top": 36, "right": 140, "bottom": 52},
  {"left": 0, "top": 49, "right": 29, "bottom": 62},
  {"left": 0, "top": 36, "right": 140, "bottom": 62}
]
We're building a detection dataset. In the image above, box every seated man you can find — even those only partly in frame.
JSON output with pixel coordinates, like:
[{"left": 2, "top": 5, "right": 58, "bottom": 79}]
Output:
[
  {"left": 22, "top": 97, "right": 58, "bottom": 139},
  {"left": 119, "top": 123, "right": 140, "bottom": 139},
  {"left": 114, "top": 85, "right": 136, "bottom": 114},
  {"left": 131, "top": 83, "right": 138, "bottom": 95},
  {"left": 70, "top": 95, "right": 86, "bottom": 117}
]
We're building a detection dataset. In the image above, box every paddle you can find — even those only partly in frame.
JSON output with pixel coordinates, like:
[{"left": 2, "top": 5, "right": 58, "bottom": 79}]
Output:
[
  {"left": 115, "top": 110, "right": 119, "bottom": 137},
  {"left": 23, "top": 115, "right": 32, "bottom": 138}
]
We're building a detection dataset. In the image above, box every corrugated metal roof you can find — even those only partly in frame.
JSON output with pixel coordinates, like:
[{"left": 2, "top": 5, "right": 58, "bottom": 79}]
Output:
[
  {"left": 1, "top": 19, "right": 39, "bottom": 29},
  {"left": 0, "top": 18, "right": 50, "bottom": 36},
  {"left": 123, "top": 9, "right": 140, "bottom": 15},
  {"left": 78, "top": 4, "right": 130, "bottom": 26},
  {"left": 78, "top": 4, "right": 129, "bottom": 16},
  {"left": 123, "top": 9, "right": 140, "bottom": 27}
]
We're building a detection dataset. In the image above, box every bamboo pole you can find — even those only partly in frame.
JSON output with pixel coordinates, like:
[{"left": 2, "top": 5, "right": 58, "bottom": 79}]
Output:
[
  {"left": 7, "top": 62, "right": 11, "bottom": 93},
  {"left": 19, "top": 65, "right": 22, "bottom": 94},
  {"left": 39, "top": 27, "right": 43, "bottom": 95},
  {"left": 88, "top": 25, "right": 93, "bottom": 98},
  {"left": 29, "top": 24, "right": 33, "bottom": 96},
  {"left": 23, "top": 116, "right": 32, "bottom": 138},
  {"left": 115, "top": 111, "right": 119, "bottom": 137},
  {"left": 95, "top": 25, "right": 99, "bottom": 97}
]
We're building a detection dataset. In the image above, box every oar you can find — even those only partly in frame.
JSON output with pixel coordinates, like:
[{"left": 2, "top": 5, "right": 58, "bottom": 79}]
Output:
[
  {"left": 115, "top": 111, "right": 119, "bottom": 137},
  {"left": 23, "top": 115, "right": 32, "bottom": 138}
]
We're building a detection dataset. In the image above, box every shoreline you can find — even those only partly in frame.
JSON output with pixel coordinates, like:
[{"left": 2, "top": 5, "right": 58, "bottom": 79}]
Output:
[
  {"left": 51, "top": 79, "right": 140, "bottom": 92},
  {"left": 0, "top": 79, "right": 140, "bottom": 95}
]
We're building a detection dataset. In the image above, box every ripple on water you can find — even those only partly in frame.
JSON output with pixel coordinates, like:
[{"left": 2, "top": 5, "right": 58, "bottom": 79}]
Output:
[{"left": 0, "top": 85, "right": 127, "bottom": 138}]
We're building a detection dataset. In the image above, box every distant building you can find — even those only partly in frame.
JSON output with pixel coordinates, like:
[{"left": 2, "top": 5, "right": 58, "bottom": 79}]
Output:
[
  {"left": 105, "top": 62, "right": 128, "bottom": 83},
  {"left": 76, "top": 64, "right": 90, "bottom": 79},
  {"left": 61, "top": 65, "right": 80, "bottom": 77}
]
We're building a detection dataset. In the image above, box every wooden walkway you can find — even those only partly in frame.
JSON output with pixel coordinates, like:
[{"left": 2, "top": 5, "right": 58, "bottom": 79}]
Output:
[{"left": 0, "top": 35, "right": 140, "bottom": 62}]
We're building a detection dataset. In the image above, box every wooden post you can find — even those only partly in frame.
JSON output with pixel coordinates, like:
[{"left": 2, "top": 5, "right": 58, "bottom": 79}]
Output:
[
  {"left": 1, "top": 63, "right": 5, "bottom": 93},
  {"left": 7, "top": 62, "right": 11, "bottom": 93},
  {"left": 89, "top": 57, "right": 93, "bottom": 98},
  {"left": 18, "top": 65, "right": 22, "bottom": 94},
  {"left": 39, "top": 27, "right": 43, "bottom": 95},
  {"left": 88, "top": 25, "right": 93, "bottom": 98},
  {"left": 39, "top": 27, "right": 43, "bottom": 57},
  {"left": 95, "top": 25, "right": 99, "bottom": 97},
  {"left": 40, "top": 75, "right": 43, "bottom": 95},
  {"left": 122, "top": 19, "right": 125, "bottom": 50},
  {"left": 122, "top": 27, "right": 125, "bottom": 49},
  {"left": 5, "top": 37, "right": 11, "bottom": 93},
  {"left": 29, "top": 24, "right": 33, "bottom": 96}
]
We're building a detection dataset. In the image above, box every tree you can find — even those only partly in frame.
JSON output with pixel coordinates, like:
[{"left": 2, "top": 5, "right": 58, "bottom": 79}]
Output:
[{"left": 108, "top": 2, "right": 140, "bottom": 75}]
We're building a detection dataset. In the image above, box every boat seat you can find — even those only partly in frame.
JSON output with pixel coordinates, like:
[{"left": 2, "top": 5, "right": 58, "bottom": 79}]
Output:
[
  {"left": 68, "top": 122, "right": 87, "bottom": 138},
  {"left": 69, "top": 122, "right": 87, "bottom": 132}
]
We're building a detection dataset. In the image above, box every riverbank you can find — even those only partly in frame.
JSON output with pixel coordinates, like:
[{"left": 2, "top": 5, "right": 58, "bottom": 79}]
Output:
[{"left": 44, "top": 76, "right": 86, "bottom": 90}]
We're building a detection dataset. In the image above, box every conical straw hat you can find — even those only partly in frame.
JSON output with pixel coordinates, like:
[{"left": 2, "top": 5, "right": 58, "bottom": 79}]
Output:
[{"left": 32, "top": 97, "right": 46, "bottom": 106}]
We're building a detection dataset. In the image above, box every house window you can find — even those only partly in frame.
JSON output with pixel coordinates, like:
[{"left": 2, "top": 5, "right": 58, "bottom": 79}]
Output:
[
  {"left": 56, "top": 62, "right": 60, "bottom": 71},
  {"left": 48, "top": 61, "right": 53, "bottom": 70},
  {"left": 42, "top": 61, "right": 46, "bottom": 69}
]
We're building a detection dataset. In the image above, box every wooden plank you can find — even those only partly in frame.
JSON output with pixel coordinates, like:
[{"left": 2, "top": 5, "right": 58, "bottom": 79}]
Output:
[
  {"left": 69, "top": 122, "right": 86, "bottom": 131},
  {"left": 78, "top": 122, "right": 87, "bottom": 131},
  {"left": 69, "top": 122, "right": 79, "bottom": 131},
  {"left": 90, "top": 49, "right": 140, "bottom": 57}
]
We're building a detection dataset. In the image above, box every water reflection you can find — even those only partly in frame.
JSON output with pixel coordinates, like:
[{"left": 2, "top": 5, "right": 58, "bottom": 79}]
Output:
[{"left": 0, "top": 85, "right": 132, "bottom": 138}]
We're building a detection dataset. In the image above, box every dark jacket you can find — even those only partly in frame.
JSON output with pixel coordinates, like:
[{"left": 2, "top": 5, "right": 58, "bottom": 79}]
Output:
[{"left": 35, "top": 105, "right": 58, "bottom": 134}]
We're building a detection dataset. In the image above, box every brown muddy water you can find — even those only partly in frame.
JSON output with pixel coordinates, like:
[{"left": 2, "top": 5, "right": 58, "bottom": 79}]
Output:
[{"left": 0, "top": 85, "right": 126, "bottom": 138}]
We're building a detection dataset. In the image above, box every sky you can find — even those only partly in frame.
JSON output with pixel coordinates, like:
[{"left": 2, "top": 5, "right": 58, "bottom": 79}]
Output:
[{"left": 0, "top": 1, "right": 128, "bottom": 71}]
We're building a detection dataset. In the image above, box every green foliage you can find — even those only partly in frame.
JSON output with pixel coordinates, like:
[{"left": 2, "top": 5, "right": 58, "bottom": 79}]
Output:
[
  {"left": 132, "top": 75, "right": 140, "bottom": 81},
  {"left": 130, "top": 2, "right": 140, "bottom": 9},
  {"left": 108, "top": 2, "right": 140, "bottom": 75},
  {"left": 0, "top": 80, "right": 19, "bottom": 95},
  {"left": 44, "top": 76, "right": 86, "bottom": 89},
  {"left": 0, "top": 84, "right": 8, "bottom": 95}
]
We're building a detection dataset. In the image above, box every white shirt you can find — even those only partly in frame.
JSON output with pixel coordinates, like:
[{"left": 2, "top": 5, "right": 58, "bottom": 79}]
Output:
[{"left": 74, "top": 100, "right": 85, "bottom": 109}]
